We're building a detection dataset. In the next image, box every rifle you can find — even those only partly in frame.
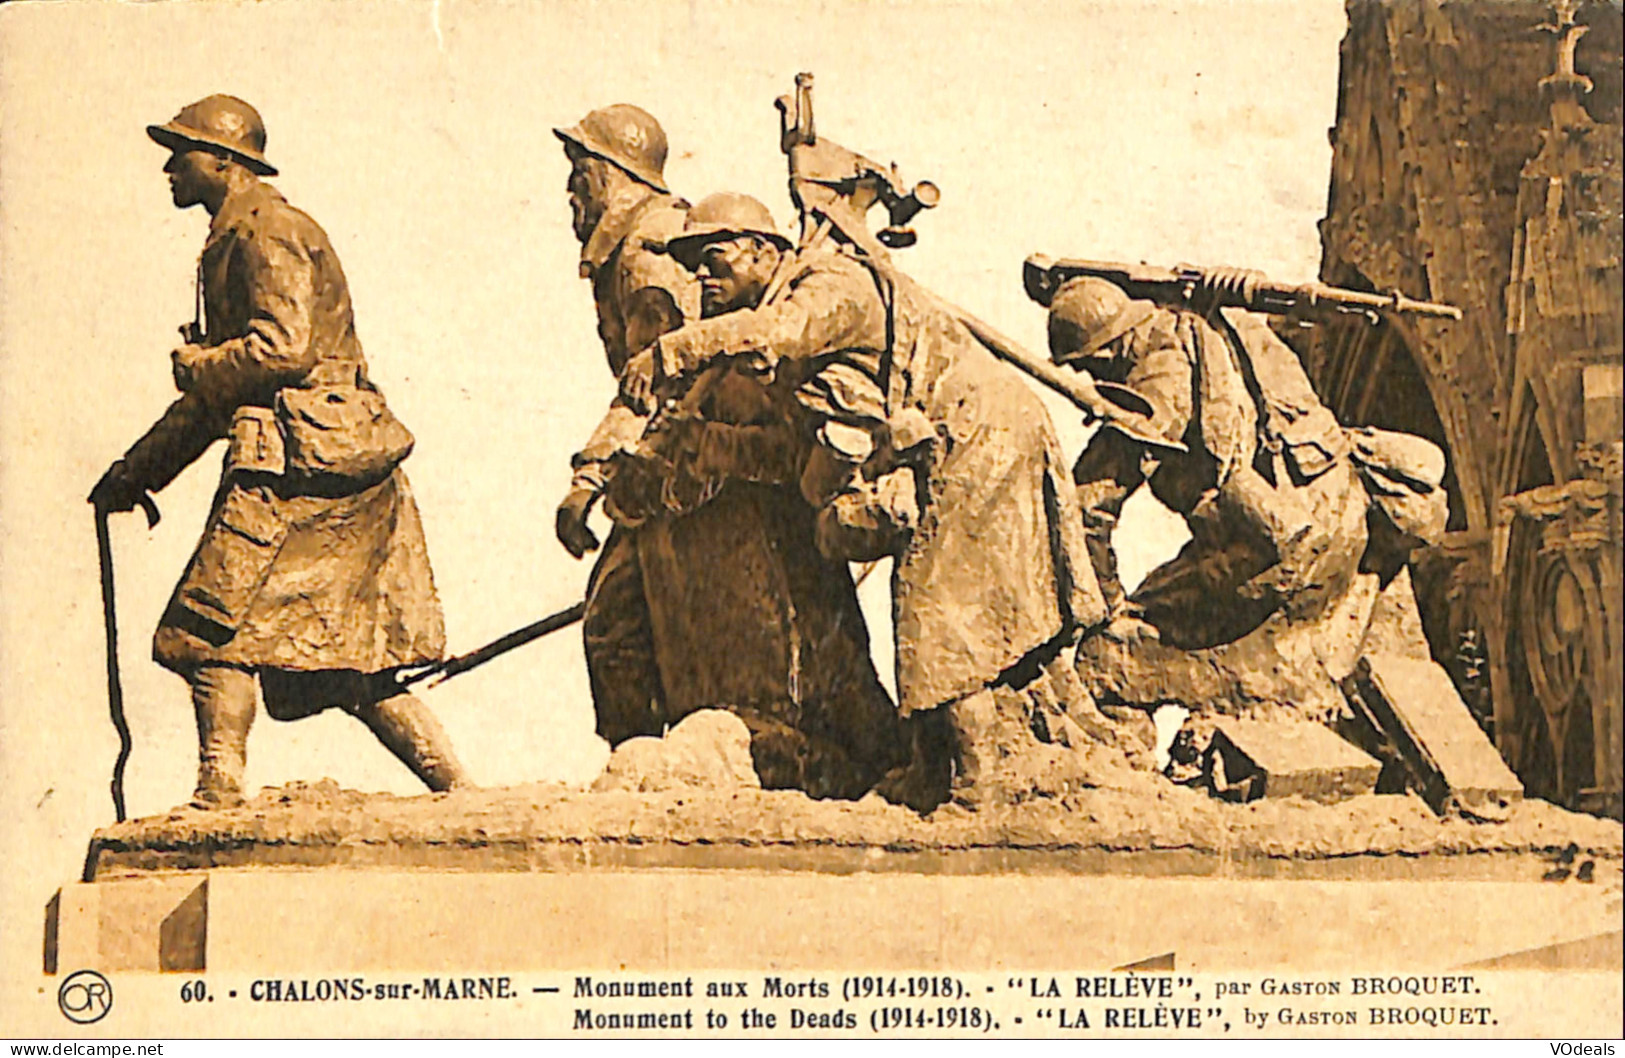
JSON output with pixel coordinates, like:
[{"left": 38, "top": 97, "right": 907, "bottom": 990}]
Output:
[
  {"left": 1023, "top": 256, "right": 1463, "bottom": 322},
  {"left": 396, "top": 600, "right": 588, "bottom": 689},
  {"left": 395, "top": 562, "right": 888, "bottom": 690}
]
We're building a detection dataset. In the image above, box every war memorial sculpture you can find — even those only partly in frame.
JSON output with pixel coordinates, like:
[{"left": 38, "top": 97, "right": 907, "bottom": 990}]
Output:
[
  {"left": 89, "top": 95, "right": 471, "bottom": 814},
  {"left": 21, "top": 0, "right": 1623, "bottom": 1038}
]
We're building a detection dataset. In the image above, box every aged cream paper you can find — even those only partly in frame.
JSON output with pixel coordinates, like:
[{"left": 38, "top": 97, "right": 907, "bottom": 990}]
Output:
[{"left": 1, "top": 0, "right": 1619, "bottom": 1041}]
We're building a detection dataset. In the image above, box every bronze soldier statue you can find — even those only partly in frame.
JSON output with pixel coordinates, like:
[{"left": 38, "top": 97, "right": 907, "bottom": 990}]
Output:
[
  {"left": 550, "top": 105, "right": 697, "bottom": 745},
  {"left": 596, "top": 193, "right": 905, "bottom": 797},
  {"left": 88, "top": 95, "right": 468, "bottom": 808},
  {"left": 1043, "top": 275, "right": 1448, "bottom": 722},
  {"left": 1050, "top": 277, "right": 1356, "bottom": 645},
  {"left": 628, "top": 196, "right": 1112, "bottom": 812},
  {"left": 551, "top": 116, "right": 901, "bottom": 795}
]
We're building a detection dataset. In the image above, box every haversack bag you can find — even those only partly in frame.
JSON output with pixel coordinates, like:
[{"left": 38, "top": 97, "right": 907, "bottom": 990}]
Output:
[
  {"left": 275, "top": 385, "right": 415, "bottom": 485},
  {"left": 1346, "top": 425, "right": 1450, "bottom": 552}
]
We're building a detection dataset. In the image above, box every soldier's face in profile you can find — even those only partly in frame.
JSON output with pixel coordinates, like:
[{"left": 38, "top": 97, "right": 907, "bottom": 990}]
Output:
[
  {"left": 1051, "top": 313, "right": 1135, "bottom": 383},
  {"left": 566, "top": 153, "right": 611, "bottom": 242},
  {"left": 1048, "top": 315, "right": 1086, "bottom": 366},
  {"left": 163, "top": 148, "right": 218, "bottom": 209},
  {"left": 1089, "top": 335, "right": 1137, "bottom": 383},
  {"left": 695, "top": 237, "right": 769, "bottom": 316}
]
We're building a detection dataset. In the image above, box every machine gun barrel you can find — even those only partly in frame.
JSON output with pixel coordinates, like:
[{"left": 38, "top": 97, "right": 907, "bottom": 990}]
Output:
[{"left": 1023, "top": 255, "right": 1462, "bottom": 321}]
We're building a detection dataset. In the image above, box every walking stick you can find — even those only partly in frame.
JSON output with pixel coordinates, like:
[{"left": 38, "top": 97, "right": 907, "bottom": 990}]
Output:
[{"left": 95, "top": 495, "right": 159, "bottom": 823}]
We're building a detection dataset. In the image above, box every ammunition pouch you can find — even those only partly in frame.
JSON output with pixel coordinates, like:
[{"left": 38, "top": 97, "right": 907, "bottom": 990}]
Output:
[
  {"left": 604, "top": 444, "right": 686, "bottom": 528},
  {"left": 275, "top": 385, "right": 414, "bottom": 487},
  {"left": 814, "top": 466, "right": 919, "bottom": 564},
  {"left": 1262, "top": 405, "right": 1347, "bottom": 487},
  {"left": 799, "top": 441, "right": 861, "bottom": 512},
  {"left": 800, "top": 412, "right": 931, "bottom": 511},
  {"left": 226, "top": 406, "right": 286, "bottom": 476},
  {"left": 803, "top": 416, "right": 927, "bottom": 563}
]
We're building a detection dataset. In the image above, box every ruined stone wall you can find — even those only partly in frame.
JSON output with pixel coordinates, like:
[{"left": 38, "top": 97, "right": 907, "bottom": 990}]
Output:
[{"left": 1303, "top": 0, "right": 1623, "bottom": 814}]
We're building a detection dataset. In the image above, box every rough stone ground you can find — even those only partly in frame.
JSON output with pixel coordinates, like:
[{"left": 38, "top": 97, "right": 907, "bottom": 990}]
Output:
[{"left": 88, "top": 765, "right": 1623, "bottom": 881}]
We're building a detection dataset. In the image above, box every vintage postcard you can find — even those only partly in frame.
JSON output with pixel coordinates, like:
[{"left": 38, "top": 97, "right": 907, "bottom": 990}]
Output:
[{"left": 1, "top": 0, "right": 1620, "bottom": 1043}]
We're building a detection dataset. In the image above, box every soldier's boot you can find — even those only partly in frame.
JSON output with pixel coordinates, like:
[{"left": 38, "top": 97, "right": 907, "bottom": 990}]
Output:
[
  {"left": 1043, "top": 659, "right": 1160, "bottom": 770},
  {"left": 873, "top": 708, "right": 953, "bottom": 815},
  {"left": 189, "top": 664, "right": 257, "bottom": 809},
  {"left": 948, "top": 688, "right": 1026, "bottom": 810},
  {"left": 350, "top": 691, "right": 471, "bottom": 793}
]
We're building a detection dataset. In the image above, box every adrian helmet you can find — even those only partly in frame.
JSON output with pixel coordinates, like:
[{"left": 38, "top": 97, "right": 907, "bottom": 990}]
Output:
[
  {"left": 664, "top": 192, "right": 791, "bottom": 268},
  {"left": 148, "top": 95, "right": 277, "bottom": 176},
  {"left": 1047, "top": 277, "right": 1156, "bottom": 365},
  {"left": 554, "top": 104, "right": 670, "bottom": 193}
]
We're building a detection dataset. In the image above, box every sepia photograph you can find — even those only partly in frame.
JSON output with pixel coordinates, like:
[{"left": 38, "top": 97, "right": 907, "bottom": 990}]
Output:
[{"left": 0, "top": 0, "right": 1620, "bottom": 1042}]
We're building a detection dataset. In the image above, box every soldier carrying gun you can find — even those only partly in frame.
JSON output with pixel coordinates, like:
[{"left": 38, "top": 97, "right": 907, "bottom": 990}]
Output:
[
  {"left": 1015, "top": 256, "right": 1454, "bottom": 728},
  {"left": 621, "top": 76, "right": 1114, "bottom": 812}
]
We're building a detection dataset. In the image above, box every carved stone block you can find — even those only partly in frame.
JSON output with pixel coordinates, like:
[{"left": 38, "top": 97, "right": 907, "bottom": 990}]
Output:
[
  {"left": 1204, "top": 719, "right": 1381, "bottom": 804},
  {"left": 1345, "top": 653, "right": 1524, "bottom": 819}
]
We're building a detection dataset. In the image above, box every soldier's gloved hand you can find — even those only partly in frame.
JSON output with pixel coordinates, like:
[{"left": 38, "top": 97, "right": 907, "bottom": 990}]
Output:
[
  {"left": 619, "top": 349, "right": 658, "bottom": 415},
  {"left": 171, "top": 343, "right": 209, "bottom": 393},
  {"left": 555, "top": 487, "right": 602, "bottom": 559},
  {"left": 88, "top": 460, "right": 147, "bottom": 514}
]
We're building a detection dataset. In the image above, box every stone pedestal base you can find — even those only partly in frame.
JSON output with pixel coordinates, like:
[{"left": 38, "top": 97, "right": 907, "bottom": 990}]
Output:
[{"left": 45, "top": 865, "right": 1623, "bottom": 975}]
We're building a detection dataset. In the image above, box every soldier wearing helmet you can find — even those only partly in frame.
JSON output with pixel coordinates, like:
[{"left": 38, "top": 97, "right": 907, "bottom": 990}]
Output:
[
  {"left": 627, "top": 197, "right": 1109, "bottom": 813},
  {"left": 1047, "top": 275, "right": 1378, "bottom": 724},
  {"left": 549, "top": 106, "right": 715, "bottom": 752},
  {"left": 88, "top": 95, "right": 468, "bottom": 807},
  {"left": 552, "top": 105, "right": 694, "bottom": 540},
  {"left": 593, "top": 193, "right": 904, "bottom": 798}
]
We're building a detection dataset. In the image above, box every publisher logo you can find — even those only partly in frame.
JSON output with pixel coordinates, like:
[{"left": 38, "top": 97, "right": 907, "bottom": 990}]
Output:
[{"left": 58, "top": 969, "right": 113, "bottom": 1024}]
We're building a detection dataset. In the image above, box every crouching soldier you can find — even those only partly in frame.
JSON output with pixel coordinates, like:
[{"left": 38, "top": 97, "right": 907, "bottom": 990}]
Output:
[
  {"left": 1045, "top": 276, "right": 1447, "bottom": 723},
  {"left": 623, "top": 195, "right": 1110, "bottom": 812},
  {"left": 88, "top": 95, "right": 468, "bottom": 808}
]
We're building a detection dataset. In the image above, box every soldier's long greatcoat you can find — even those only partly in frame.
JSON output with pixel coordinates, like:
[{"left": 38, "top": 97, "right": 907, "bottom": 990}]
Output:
[
  {"left": 574, "top": 196, "right": 902, "bottom": 793},
  {"left": 570, "top": 190, "right": 700, "bottom": 486},
  {"left": 120, "top": 180, "right": 444, "bottom": 675},
  {"left": 656, "top": 247, "right": 1106, "bottom": 717},
  {"left": 1068, "top": 305, "right": 1368, "bottom": 649}
]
